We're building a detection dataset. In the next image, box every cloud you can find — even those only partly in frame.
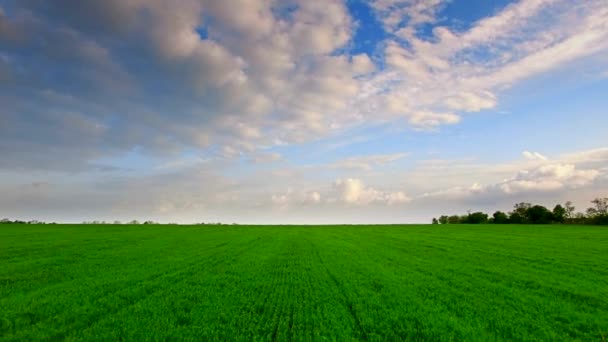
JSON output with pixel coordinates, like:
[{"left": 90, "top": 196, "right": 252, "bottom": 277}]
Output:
[
  {"left": 248, "top": 152, "right": 283, "bottom": 164},
  {"left": 0, "top": 0, "right": 607, "bottom": 171},
  {"left": 421, "top": 160, "right": 601, "bottom": 200},
  {"left": 355, "top": 0, "right": 608, "bottom": 130},
  {"left": 523, "top": 151, "right": 548, "bottom": 161},
  {"left": 270, "top": 189, "right": 323, "bottom": 210},
  {"left": 561, "top": 147, "right": 608, "bottom": 165},
  {"left": 371, "top": 0, "right": 447, "bottom": 30},
  {"left": 268, "top": 178, "right": 411, "bottom": 209},
  {"left": 333, "top": 178, "right": 410, "bottom": 205},
  {"left": 1, "top": 1, "right": 608, "bottom": 224},
  {"left": 329, "top": 153, "right": 408, "bottom": 170},
  {"left": 499, "top": 164, "right": 599, "bottom": 194},
  {"left": 0, "top": 0, "right": 371, "bottom": 170}
]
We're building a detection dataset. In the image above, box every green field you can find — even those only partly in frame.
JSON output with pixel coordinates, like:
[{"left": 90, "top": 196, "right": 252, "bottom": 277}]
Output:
[{"left": 1, "top": 224, "right": 607, "bottom": 341}]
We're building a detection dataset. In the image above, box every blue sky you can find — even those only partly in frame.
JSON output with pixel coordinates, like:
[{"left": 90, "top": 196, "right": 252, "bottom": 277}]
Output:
[{"left": 1, "top": 0, "right": 607, "bottom": 223}]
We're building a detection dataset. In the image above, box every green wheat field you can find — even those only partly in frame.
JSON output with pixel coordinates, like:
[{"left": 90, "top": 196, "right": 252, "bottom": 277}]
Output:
[{"left": 1, "top": 224, "right": 607, "bottom": 341}]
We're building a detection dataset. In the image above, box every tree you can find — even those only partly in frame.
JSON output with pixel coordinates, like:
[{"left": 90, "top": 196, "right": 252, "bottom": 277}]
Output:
[
  {"left": 508, "top": 212, "right": 523, "bottom": 224},
  {"left": 587, "top": 198, "right": 608, "bottom": 225},
  {"left": 573, "top": 212, "right": 587, "bottom": 224},
  {"left": 432, "top": 218, "right": 439, "bottom": 224},
  {"left": 564, "top": 201, "right": 575, "bottom": 221},
  {"left": 438, "top": 215, "right": 449, "bottom": 224},
  {"left": 511, "top": 202, "right": 532, "bottom": 223},
  {"left": 552, "top": 204, "right": 566, "bottom": 223},
  {"left": 590, "top": 198, "right": 608, "bottom": 215},
  {"left": 448, "top": 215, "right": 461, "bottom": 224},
  {"left": 129, "top": 220, "right": 140, "bottom": 225},
  {"left": 527, "top": 205, "right": 553, "bottom": 224},
  {"left": 465, "top": 212, "right": 489, "bottom": 224},
  {"left": 492, "top": 211, "right": 509, "bottom": 224}
]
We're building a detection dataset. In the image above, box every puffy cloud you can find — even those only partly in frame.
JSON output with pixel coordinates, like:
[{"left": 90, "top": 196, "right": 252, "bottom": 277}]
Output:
[
  {"left": 268, "top": 178, "right": 411, "bottom": 209},
  {"left": 308, "top": 191, "right": 322, "bottom": 204},
  {"left": 333, "top": 178, "right": 410, "bottom": 205},
  {"left": 1, "top": 0, "right": 607, "bottom": 171},
  {"left": 270, "top": 189, "right": 323, "bottom": 209},
  {"left": 561, "top": 148, "right": 608, "bottom": 165},
  {"left": 499, "top": 164, "right": 599, "bottom": 194},
  {"left": 421, "top": 162, "right": 600, "bottom": 200},
  {"left": 0, "top": 0, "right": 372, "bottom": 170},
  {"left": 356, "top": 0, "right": 608, "bottom": 130},
  {"left": 444, "top": 91, "right": 497, "bottom": 112}
]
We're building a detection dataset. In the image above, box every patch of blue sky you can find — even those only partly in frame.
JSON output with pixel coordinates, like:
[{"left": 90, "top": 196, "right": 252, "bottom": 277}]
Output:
[
  {"left": 93, "top": 147, "right": 158, "bottom": 174},
  {"left": 441, "top": 0, "right": 514, "bottom": 32},
  {"left": 344, "top": 0, "right": 389, "bottom": 69},
  {"left": 346, "top": 0, "right": 388, "bottom": 53},
  {"left": 495, "top": 77, "right": 608, "bottom": 155},
  {"left": 271, "top": 123, "right": 414, "bottom": 169},
  {"left": 195, "top": 25, "right": 209, "bottom": 40}
]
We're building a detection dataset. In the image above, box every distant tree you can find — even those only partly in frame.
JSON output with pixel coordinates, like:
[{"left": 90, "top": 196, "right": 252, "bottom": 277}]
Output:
[
  {"left": 573, "top": 212, "right": 587, "bottom": 224},
  {"left": 0, "top": 218, "right": 11, "bottom": 224},
  {"left": 587, "top": 198, "right": 608, "bottom": 225},
  {"left": 586, "top": 207, "right": 598, "bottom": 218},
  {"left": 552, "top": 204, "right": 566, "bottom": 223},
  {"left": 590, "top": 198, "right": 608, "bottom": 215},
  {"left": 429, "top": 197, "right": 608, "bottom": 225},
  {"left": 527, "top": 205, "right": 553, "bottom": 224},
  {"left": 143, "top": 220, "right": 155, "bottom": 225},
  {"left": 564, "top": 201, "right": 575, "bottom": 221},
  {"left": 114, "top": 220, "right": 121, "bottom": 225},
  {"left": 463, "top": 212, "right": 489, "bottom": 224},
  {"left": 448, "top": 215, "right": 461, "bottom": 224},
  {"left": 511, "top": 202, "right": 532, "bottom": 223},
  {"left": 508, "top": 212, "right": 523, "bottom": 224},
  {"left": 129, "top": 220, "right": 140, "bottom": 225},
  {"left": 492, "top": 211, "right": 509, "bottom": 224}
]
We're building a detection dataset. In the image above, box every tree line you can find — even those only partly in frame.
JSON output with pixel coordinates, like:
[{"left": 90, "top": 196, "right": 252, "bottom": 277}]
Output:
[
  {"left": 0, "top": 219, "right": 229, "bottom": 225},
  {"left": 0, "top": 219, "right": 162, "bottom": 225},
  {"left": 432, "top": 197, "right": 608, "bottom": 225}
]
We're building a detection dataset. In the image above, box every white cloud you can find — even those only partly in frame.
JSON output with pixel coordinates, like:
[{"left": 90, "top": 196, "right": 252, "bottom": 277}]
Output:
[
  {"left": 523, "top": 151, "right": 548, "bottom": 161},
  {"left": 2, "top": 0, "right": 607, "bottom": 169},
  {"left": 308, "top": 191, "right": 322, "bottom": 204},
  {"left": 500, "top": 164, "right": 599, "bottom": 194},
  {"left": 333, "top": 178, "right": 410, "bottom": 205},
  {"left": 329, "top": 153, "right": 408, "bottom": 170},
  {"left": 371, "top": 0, "right": 447, "bottom": 30},
  {"left": 356, "top": 0, "right": 608, "bottom": 130},
  {"left": 270, "top": 189, "right": 323, "bottom": 209},
  {"left": 420, "top": 159, "right": 601, "bottom": 200}
]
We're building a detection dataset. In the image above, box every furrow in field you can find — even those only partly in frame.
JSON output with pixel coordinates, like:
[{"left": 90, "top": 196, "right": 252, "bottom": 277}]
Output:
[
  {"left": 306, "top": 236, "right": 369, "bottom": 341},
  {"left": 0, "top": 233, "right": 262, "bottom": 341},
  {"left": 59, "top": 233, "right": 267, "bottom": 341}
]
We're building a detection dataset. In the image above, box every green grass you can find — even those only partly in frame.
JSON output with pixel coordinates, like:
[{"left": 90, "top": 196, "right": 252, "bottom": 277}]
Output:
[{"left": 1, "top": 224, "right": 607, "bottom": 341}]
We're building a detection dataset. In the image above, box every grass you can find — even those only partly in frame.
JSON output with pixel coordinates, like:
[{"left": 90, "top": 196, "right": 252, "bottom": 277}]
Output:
[{"left": 1, "top": 224, "right": 607, "bottom": 341}]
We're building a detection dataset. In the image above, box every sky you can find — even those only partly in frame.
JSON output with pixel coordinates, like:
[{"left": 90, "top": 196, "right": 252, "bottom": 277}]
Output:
[{"left": 1, "top": 0, "right": 607, "bottom": 224}]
